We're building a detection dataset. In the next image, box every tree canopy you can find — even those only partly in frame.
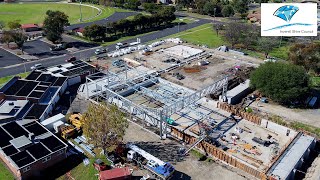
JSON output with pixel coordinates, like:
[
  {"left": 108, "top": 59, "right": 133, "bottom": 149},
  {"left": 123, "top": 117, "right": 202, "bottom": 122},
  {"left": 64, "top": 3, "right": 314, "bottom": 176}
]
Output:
[
  {"left": 12, "top": 32, "right": 27, "bottom": 52},
  {"left": 288, "top": 43, "right": 320, "bottom": 74},
  {"left": 222, "top": 5, "right": 234, "bottom": 17},
  {"left": 250, "top": 62, "right": 310, "bottom": 105},
  {"left": 43, "top": 10, "right": 69, "bottom": 43},
  {"left": 83, "top": 24, "right": 106, "bottom": 41},
  {"left": 82, "top": 102, "right": 128, "bottom": 154},
  {"left": 7, "top": 20, "right": 21, "bottom": 30}
]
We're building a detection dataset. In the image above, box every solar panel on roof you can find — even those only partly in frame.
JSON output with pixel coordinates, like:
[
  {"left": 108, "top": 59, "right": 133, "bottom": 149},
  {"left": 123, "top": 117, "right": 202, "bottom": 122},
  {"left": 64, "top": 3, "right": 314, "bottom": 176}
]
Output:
[
  {"left": 23, "top": 121, "right": 47, "bottom": 136},
  {"left": 2, "top": 145, "right": 18, "bottom": 156},
  {"left": 10, "top": 151, "right": 35, "bottom": 167},
  {"left": 2, "top": 122, "right": 29, "bottom": 138},
  {"left": 41, "top": 136, "right": 65, "bottom": 152},
  {"left": 26, "top": 143, "right": 50, "bottom": 159},
  {"left": 0, "top": 127, "right": 12, "bottom": 147}
]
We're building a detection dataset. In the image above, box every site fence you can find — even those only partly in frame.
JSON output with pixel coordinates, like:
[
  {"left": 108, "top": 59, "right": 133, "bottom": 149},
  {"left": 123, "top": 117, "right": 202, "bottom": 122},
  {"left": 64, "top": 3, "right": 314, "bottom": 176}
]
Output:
[{"left": 217, "top": 102, "right": 262, "bottom": 125}]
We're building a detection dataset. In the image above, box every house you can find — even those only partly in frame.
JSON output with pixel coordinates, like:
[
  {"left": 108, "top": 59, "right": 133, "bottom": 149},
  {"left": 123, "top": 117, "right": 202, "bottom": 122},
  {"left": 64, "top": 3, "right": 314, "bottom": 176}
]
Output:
[
  {"left": 21, "top": 24, "right": 40, "bottom": 32},
  {"left": 0, "top": 120, "right": 68, "bottom": 179}
]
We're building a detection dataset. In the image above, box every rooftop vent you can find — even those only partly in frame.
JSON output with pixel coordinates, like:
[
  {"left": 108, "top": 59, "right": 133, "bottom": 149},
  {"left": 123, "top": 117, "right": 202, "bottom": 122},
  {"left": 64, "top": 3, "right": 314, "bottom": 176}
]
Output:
[
  {"left": 8, "top": 102, "right": 14, "bottom": 106},
  {"left": 28, "top": 133, "right": 35, "bottom": 141}
]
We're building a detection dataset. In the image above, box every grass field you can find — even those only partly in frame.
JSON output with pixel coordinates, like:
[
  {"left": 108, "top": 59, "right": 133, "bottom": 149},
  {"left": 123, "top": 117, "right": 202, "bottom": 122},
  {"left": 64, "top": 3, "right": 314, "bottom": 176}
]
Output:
[
  {"left": 0, "top": 160, "right": 14, "bottom": 180},
  {"left": 164, "top": 23, "right": 225, "bottom": 48},
  {"left": 0, "top": 3, "right": 114, "bottom": 25}
]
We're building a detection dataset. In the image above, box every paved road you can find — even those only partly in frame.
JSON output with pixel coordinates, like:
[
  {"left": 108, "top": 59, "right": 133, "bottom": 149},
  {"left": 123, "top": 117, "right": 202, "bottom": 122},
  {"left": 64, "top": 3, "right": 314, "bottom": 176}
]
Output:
[
  {"left": 65, "top": 12, "right": 138, "bottom": 30},
  {"left": 0, "top": 19, "right": 210, "bottom": 77}
]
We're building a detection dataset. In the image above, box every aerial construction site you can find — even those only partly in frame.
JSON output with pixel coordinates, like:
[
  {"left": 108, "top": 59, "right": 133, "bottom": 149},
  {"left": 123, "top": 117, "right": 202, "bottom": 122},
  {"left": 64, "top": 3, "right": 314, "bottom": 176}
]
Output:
[{"left": 77, "top": 39, "right": 318, "bottom": 180}]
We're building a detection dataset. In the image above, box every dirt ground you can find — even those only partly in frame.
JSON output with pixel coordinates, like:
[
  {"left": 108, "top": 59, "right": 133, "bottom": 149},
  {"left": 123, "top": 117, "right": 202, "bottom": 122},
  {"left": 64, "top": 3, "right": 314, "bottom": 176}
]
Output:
[
  {"left": 124, "top": 121, "right": 251, "bottom": 180},
  {"left": 250, "top": 101, "right": 320, "bottom": 128}
]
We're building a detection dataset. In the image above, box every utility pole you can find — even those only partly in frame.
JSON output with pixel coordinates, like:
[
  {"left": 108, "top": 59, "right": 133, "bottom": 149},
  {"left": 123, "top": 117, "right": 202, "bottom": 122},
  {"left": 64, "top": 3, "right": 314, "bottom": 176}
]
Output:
[
  {"left": 214, "top": 8, "right": 217, "bottom": 22},
  {"left": 79, "top": 0, "right": 83, "bottom": 22}
]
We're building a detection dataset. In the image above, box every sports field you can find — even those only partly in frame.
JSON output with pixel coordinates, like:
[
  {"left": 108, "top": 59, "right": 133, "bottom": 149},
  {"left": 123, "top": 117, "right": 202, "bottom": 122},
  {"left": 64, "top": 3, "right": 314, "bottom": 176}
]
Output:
[{"left": 0, "top": 3, "right": 114, "bottom": 25}]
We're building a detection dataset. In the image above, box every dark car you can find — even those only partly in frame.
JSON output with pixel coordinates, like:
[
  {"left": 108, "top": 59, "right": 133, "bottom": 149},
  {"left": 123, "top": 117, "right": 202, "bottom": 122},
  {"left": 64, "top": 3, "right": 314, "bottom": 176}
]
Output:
[{"left": 66, "top": 56, "right": 76, "bottom": 62}]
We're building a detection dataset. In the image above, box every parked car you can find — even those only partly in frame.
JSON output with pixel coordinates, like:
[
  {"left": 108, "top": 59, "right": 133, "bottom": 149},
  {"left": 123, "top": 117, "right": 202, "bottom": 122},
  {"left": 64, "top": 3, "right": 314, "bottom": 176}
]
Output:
[
  {"left": 95, "top": 48, "right": 107, "bottom": 55},
  {"left": 30, "top": 63, "right": 43, "bottom": 70},
  {"left": 50, "top": 44, "right": 65, "bottom": 51},
  {"left": 66, "top": 56, "right": 76, "bottom": 62}
]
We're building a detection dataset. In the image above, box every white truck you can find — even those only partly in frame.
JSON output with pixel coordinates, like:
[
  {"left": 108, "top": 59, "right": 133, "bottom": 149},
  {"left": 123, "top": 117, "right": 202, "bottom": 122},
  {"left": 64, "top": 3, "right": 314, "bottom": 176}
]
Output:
[{"left": 127, "top": 144, "right": 175, "bottom": 180}]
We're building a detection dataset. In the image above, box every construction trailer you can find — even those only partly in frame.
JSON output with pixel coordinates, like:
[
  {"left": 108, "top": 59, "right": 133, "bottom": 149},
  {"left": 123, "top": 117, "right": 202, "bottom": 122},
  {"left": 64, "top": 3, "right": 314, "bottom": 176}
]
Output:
[{"left": 127, "top": 144, "right": 175, "bottom": 180}]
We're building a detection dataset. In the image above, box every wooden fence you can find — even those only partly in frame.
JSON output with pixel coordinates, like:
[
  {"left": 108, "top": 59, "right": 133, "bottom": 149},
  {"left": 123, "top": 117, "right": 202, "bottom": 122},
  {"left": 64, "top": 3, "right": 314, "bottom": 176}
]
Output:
[{"left": 218, "top": 102, "right": 262, "bottom": 125}]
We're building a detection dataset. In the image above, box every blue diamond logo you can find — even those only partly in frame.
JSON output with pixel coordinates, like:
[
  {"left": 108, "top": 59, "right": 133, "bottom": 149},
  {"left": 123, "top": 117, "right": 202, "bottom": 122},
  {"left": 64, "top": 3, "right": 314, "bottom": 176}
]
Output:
[{"left": 273, "top": 5, "right": 299, "bottom": 23}]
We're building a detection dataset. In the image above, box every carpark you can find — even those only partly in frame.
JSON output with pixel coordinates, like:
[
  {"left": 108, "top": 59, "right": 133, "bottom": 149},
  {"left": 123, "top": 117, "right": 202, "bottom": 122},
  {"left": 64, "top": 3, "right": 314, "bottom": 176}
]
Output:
[
  {"left": 0, "top": 48, "right": 24, "bottom": 67},
  {"left": 24, "top": 40, "right": 68, "bottom": 59},
  {"left": 62, "top": 35, "right": 98, "bottom": 51}
]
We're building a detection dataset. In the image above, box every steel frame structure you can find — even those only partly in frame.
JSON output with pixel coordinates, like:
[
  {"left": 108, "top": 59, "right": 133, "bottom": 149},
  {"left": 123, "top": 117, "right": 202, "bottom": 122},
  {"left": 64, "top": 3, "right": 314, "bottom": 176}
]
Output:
[{"left": 84, "top": 53, "right": 228, "bottom": 139}]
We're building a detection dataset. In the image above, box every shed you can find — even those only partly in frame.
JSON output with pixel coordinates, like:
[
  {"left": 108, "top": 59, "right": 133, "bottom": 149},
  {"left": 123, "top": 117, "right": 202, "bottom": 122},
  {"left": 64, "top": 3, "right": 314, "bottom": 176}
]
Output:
[
  {"left": 99, "top": 167, "right": 131, "bottom": 180},
  {"left": 41, "top": 113, "right": 66, "bottom": 132}
]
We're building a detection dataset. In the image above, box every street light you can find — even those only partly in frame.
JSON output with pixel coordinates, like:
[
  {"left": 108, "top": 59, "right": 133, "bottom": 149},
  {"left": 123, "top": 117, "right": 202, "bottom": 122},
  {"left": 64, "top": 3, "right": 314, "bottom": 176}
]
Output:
[
  {"left": 23, "top": 60, "right": 27, "bottom": 73},
  {"left": 178, "top": 18, "right": 183, "bottom": 33}
]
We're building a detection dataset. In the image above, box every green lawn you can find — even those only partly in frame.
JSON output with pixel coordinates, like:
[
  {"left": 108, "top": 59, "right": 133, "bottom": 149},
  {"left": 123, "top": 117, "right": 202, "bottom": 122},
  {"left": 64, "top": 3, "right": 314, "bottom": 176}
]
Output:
[
  {"left": 101, "top": 30, "right": 158, "bottom": 47},
  {"left": 0, "top": 160, "right": 14, "bottom": 180},
  {"left": 311, "top": 76, "right": 320, "bottom": 87},
  {"left": 0, "top": 72, "right": 29, "bottom": 87},
  {"left": 164, "top": 23, "right": 226, "bottom": 48},
  {"left": 269, "top": 43, "right": 291, "bottom": 60},
  {"left": 173, "top": 17, "right": 196, "bottom": 24},
  {"left": 0, "top": 3, "right": 115, "bottom": 25}
]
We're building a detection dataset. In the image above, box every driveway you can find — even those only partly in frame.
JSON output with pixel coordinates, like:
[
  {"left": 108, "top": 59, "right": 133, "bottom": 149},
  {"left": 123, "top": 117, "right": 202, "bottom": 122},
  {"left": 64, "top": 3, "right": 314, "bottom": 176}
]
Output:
[
  {"left": 65, "top": 12, "right": 138, "bottom": 30},
  {"left": 0, "top": 48, "right": 24, "bottom": 68},
  {"left": 24, "top": 40, "right": 68, "bottom": 59}
]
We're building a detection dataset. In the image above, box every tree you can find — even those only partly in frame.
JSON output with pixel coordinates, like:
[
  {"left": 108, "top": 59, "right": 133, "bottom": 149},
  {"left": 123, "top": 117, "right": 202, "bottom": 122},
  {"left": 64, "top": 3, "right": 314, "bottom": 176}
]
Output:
[
  {"left": 288, "top": 43, "right": 320, "bottom": 74},
  {"left": 224, "top": 22, "right": 244, "bottom": 47},
  {"left": 222, "top": 4, "right": 234, "bottom": 17},
  {"left": 250, "top": 62, "right": 309, "bottom": 105},
  {"left": 142, "top": 3, "right": 158, "bottom": 14},
  {"left": 7, "top": 20, "right": 21, "bottom": 30},
  {"left": 239, "top": 24, "right": 260, "bottom": 49},
  {"left": 195, "top": 0, "right": 206, "bottom": 14},
  {"left": 0, "top": 21, "right": 5, "bottom": 31},
  {"left": 232, "top": 0, "right": 249, "bottom": 14},
  {"left": 213, "top": 23, "right": 224, "bottom": 36},
  {"left": 203, "top": 2, "right": 216, "bottom": 16},
  {"left": 12, "top": 32, "right": 27, "bottom": 53},
  {"left": 43, "top": 10, "right": 69, "bottom": 43},
  {"left": 0, "top": 31, "right": 13, "bottom": 48},
  {"left": 82, "top": 102, "right": 128, "bottom": 155},
  {"left": 123, "top": 0, "right": 141, "bottom": 10},
  {"left": 257, "top": 37, "right": 279, "bottom": 58},
  {"left": 83, "top": 24, "right": 106, "bottom": 41}
]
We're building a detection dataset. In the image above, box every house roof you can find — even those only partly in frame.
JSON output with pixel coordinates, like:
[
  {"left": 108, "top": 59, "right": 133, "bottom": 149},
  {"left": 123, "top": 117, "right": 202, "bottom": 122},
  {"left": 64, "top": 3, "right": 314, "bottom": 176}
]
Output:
[{"left": 21, "top": 24, "right": 39, "bottom": 29}]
